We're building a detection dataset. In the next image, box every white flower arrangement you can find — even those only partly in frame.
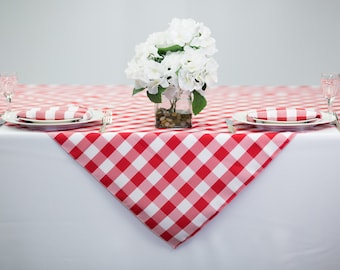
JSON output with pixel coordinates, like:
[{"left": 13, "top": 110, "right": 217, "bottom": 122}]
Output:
[{"left": 125, "top": 18, "right": 218, "bottom": 115}]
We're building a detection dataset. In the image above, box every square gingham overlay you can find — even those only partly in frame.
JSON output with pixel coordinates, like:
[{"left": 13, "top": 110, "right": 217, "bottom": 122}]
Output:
[
  {"left": 7, "top": 84, "right": 338, "bottom": 247},
  {"left": 53, "top": 131, "right": 293, "bottom": 248}
]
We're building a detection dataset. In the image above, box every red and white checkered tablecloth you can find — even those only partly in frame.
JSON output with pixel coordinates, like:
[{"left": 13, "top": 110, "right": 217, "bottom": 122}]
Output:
[{"left": 4, "top": 84, "right": 339, "bottom": 247}]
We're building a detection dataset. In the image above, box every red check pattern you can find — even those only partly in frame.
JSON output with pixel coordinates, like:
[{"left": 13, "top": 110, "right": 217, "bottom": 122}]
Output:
[
  {"left": 54, "top": 131, "right": 292, "bottom": 247},
  {"left": 4, "top": 85, "right": 340, "bottom": 248}
]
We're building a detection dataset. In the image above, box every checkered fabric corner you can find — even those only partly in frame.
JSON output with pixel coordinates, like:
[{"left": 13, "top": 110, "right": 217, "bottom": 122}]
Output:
[{"left": 53, "top": 130, "right": 294, "bottom": 247}]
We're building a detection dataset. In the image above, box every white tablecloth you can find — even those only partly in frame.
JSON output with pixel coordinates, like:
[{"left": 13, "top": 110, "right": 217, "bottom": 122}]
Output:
[{"left": 1, "top": 125, "right": 340, "bottom": 270}]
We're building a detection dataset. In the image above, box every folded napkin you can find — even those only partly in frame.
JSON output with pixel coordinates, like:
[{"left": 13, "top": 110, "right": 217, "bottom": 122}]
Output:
[
  {"left": 17, "top": 105, "right": 93, "bottom": 120},
  {"left": 247, "top": 107, "right": 321, "bottom": 122}
]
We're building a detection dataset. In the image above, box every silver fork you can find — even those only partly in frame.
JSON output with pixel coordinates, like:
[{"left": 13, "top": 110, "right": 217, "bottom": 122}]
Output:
[
  {"left": 333, "top": 112, "right": 340, "bottom": 132},
  {"left": 225, "top": 118, "right": 236, "bottom": 133},
  {"left": 99, "top": 110, "right": 112, "bottom": 133}
]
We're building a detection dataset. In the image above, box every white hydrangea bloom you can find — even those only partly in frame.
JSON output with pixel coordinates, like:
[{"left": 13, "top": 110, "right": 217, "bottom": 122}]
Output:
[
  {"left": 125, "top": 18, "right": 218, "bottom": 114},
  {"left": 165, "top": 18, "right": 200, "bottom": 47}
]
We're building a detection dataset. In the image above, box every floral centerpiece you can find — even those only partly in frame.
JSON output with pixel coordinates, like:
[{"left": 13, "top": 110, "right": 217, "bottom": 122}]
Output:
[{"left": 125, "top": 18, "right": 218, "bottom": 128}]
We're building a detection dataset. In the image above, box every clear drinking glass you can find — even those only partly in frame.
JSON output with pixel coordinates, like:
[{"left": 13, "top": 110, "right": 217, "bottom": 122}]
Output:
[
  {"left": 321, "top": 72, "right": 340, "bottom": 113},
  {"left": 0, "top": 72, "right": 17, "bottom": 116}
]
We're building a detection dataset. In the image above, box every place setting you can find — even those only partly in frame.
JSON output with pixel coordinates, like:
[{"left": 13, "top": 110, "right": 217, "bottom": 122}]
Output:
[
  {"left": 3, "top": 105, "right": 104, "bottom": 131},
  {"left": 229, "top": 72, "right": 340, "bottom": 132},
  {"left": 231, "top": 107, "right": 335, "bottom": 131},
  {"left": 0, "top": 73, "right": 109, "bottom": 131},
  {"left": 3, "top": 108, "right": 106, "bottom": 131}
]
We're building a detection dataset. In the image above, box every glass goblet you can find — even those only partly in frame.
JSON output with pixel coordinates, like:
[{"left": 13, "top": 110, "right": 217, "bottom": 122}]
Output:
[
  {"left": 321, "top": 72, "right": 340, "bottom": 113},
  {"left": 0, "top": 72, "right": 17, "bottom": 117}
]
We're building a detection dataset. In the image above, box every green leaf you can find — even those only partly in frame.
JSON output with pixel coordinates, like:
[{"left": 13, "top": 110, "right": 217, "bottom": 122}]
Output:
[
  {"left": 158, "top": 45, "right": 183, "bottom": 56},
  {"left": 132, "top": 87, "right": 145, "bottom": 95},
  {"left": 146, "top": 86, "right": 167, "bottom": 103},
  {"left": 192, "top": 90, "right": 207, "bottom": 115},
  {"left": 147, "top": 91, "right": 162, "bottom": 103}
]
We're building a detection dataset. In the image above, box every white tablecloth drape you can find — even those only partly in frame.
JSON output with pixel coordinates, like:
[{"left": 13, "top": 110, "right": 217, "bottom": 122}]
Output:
[{"left": 1, "top": 126, "right": 340, "bottom": 270}]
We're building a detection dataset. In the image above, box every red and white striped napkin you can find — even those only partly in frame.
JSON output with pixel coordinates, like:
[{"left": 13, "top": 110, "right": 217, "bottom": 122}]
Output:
[
  {"left": 17, "top": 105, "right": 93, "bottom": 120},
  {"left": 247, "top": 107, "right": 322, "bottom": 122}
]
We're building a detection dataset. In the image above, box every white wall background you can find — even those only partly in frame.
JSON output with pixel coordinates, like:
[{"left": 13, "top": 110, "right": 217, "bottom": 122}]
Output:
[{"left": 0, "top": 0, "right": 339, "bottom": 86}]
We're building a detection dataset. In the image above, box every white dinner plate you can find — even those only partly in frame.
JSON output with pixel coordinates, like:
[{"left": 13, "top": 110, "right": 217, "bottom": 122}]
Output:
[
  {"left": 18, "top": 117, "right": 82, "bottom": 124},
  {"left": 3, "top": 110, "right": 103, "bottom": 131},
  {"left": 232, "top": 110, "right": 335, "bottom": 130},
  {"left": 252, "top": 117, "right": 319, "bottom": 125}
]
